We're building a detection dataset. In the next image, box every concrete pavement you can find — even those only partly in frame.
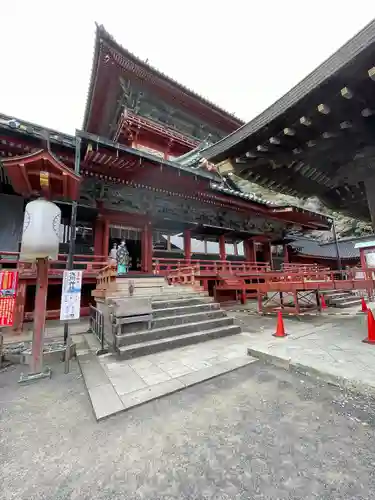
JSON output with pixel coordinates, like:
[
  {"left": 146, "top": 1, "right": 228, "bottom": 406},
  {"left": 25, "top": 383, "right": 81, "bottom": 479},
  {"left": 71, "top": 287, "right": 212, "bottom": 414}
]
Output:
[{"left": 234, "top": 310, "right": 375, "bottom": 394}]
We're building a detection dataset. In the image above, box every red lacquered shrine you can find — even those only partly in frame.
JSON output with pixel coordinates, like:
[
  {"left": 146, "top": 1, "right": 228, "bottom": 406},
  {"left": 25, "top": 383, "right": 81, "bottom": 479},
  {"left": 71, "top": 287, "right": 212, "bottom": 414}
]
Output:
[{"left": 0, "top": 25, "right": 333, "bottom": 330}]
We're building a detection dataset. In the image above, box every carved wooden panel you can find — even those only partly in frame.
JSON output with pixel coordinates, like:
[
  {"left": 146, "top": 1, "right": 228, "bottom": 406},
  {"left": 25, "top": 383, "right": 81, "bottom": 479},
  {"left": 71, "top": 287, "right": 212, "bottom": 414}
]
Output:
[{"left": 81, "top": 179, "right": 284, "bottom": 237}]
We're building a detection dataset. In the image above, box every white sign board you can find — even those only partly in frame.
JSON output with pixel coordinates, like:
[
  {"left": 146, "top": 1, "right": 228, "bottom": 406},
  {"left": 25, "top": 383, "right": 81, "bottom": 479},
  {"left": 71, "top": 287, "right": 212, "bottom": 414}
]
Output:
[
  {"left": 366, "top": 251, "right": 375, "bottom": 268},
  {"left": 60, "top": 270, "right": 83, "bottom": 321}
]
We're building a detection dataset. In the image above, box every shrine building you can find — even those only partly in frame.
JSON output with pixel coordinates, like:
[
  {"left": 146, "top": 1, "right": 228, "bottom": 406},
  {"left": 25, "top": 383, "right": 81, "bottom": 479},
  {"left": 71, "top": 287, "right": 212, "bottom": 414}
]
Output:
[{"left": 0, "top": 24, "right": 332, "bottom": 329}]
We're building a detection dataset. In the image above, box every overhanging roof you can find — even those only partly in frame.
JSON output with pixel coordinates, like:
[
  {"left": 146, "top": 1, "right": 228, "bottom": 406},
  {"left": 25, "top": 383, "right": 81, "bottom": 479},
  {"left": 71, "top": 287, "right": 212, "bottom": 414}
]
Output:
[
  {"left": 83, "top": 24, "right": 243, "bottom": 136},
  {"left": 201, "top": 19, "right": 375, "bottom": 221},
  {"left": 0, "top": 112, "right": 333, "bottom": 228}
]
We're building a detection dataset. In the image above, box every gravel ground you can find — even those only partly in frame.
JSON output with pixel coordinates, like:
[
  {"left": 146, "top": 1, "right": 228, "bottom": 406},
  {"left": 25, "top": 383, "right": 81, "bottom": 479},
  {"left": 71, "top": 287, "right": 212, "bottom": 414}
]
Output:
[{"left": 1, "top": 360, "right": 375, "bottom": 499}]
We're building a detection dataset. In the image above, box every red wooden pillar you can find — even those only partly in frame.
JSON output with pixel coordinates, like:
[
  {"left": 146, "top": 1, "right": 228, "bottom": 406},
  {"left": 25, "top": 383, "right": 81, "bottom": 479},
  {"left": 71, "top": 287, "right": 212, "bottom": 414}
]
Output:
[
  {"left": 141, "top": 228, "right": 146, "bottom": 272},
  {"left": 219, "top": 235, "right": 226, "bottom": 261},
  {"left": 263, "top": 241, "right": 272, "bottom": 269},
  {"left": 142, "top": 223, "right": 153, "bottom": 273},
  {"left": 244, "top": 239, "right": 256, "bottom": 262},
  {"left": 184, "top": 230, "right": 192, "bottom": 262},
  {"left": 360, "top": 248, "right": 366, "bottom": 269},
  {"left": 94, "top": 217, "right": 104, "bottom": 258},
  {"left": 31, "top": 257, "right": 49, "bottom": 374},
  {"left": 103, "top": 219, "right": 110, "bottom": 260},
  {"left": 284, "top": 244, "right": 290, "bottom": 264},
  {"left": 147, "top": 224, "right": 153, "bottom": 273}
]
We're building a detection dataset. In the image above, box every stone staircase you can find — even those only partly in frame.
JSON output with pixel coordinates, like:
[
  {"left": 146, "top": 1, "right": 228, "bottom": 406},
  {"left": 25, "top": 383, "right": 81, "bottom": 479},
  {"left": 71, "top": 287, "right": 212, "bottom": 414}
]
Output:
[
  {"left": 321, "top": 290, "right": 362, "bottom": 309},
  {"left": 93, "top": 275, "right": 241, "bottom": 359}
]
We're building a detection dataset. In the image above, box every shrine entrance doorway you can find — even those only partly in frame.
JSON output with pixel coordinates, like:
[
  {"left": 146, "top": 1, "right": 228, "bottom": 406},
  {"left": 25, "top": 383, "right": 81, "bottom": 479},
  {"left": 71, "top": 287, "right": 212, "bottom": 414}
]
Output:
[{"left": 109, "top": 225, "right": 142, "bottom": 272}]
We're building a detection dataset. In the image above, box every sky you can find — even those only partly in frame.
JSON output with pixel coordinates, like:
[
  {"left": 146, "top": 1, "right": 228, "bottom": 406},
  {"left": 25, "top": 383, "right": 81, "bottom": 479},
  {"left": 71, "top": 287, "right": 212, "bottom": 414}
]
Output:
[{"left": 1, "top": 1, "right": 374, "bottom": 135}]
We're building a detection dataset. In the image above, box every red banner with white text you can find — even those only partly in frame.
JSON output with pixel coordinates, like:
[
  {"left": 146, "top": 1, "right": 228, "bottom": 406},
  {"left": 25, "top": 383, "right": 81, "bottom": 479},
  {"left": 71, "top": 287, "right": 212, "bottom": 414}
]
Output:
[{"left": 0, "top": 270, "right": 19, "bottom": 327}]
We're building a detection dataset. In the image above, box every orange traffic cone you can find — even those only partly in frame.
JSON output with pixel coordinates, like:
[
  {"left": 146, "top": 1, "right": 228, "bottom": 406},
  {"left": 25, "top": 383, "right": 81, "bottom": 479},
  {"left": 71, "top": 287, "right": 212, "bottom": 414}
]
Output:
[
  {"left": 360, "top": 297, "right": 368, "bottom": 313},
  {"left": 273, "top": 311, "right": 287, "bottom": 338},
  {"left": 363, "top": 309, "right": 375, "bottom": 344},
  {"left": 320, "top": 294, "right": 327, "bottom": 310}
]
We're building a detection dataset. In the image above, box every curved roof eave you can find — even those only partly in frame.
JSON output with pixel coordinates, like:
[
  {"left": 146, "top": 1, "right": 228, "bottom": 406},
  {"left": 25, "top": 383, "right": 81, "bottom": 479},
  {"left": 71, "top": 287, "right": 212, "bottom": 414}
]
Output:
[
  {"left": 202, "top": 19, "right": 375, "bottom": 163},
  {"left": 82, "top": 23, "right": 244, "bottom": 133}
]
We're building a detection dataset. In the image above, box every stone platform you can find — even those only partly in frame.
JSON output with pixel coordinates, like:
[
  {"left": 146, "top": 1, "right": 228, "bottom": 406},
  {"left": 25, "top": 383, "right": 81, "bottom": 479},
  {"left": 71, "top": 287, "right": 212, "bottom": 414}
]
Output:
[
  {"left": 78, "top": 332, "right": 256, "bottom": 420},
  {"left": 233, "top": 309, "right": 375, "bottom": 395}
]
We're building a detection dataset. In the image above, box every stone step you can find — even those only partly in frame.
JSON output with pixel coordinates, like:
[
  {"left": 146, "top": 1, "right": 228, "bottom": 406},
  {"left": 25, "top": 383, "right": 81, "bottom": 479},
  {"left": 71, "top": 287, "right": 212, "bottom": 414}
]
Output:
[
  {"left": 104, "top": 291, "right": 210, "bottom": 302},
  {"left": 331, "top": 295, "right": 359, "bottom": 303},
  {"left": 152, "top": 302, "right": 220, "bottom": 318},
  {"left": 115, "top": 277, "right": 166, "bottom": 286},
  {"left": 153, "top": 292, "right": 211, "bottom": 300},
  {"left": 117, "top": 324, "right": 241, "bottom": 359},
  {"left": 116, "top": 316, "right": 234, "bottom": 347},
  {"left": 152, "top": 296, "right": 214, "bottom": 309},
  {"left": 332, "top": 298, "right": 362, "bottom": 308},
  {"left": 109, "top": 284, "right": 164, "bottom": 291},
  {"left": 324, "top": 292, "right": 352, "bottom": 301},
  {"left": 168, "top": 286, "right": 204, "bottom": 292},
  {"left": 152, "top": 309, "right": 225, "bottom": 329}
]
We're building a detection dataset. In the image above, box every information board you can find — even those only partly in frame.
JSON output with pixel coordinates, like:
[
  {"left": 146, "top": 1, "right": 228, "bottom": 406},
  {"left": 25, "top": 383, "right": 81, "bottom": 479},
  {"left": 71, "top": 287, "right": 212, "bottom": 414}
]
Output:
[
  {"left": 0, "top": 270, "right": 19, "bottom": 327},
  {"left": 60, "top": 270, "right": 83, "bottom": 321}
]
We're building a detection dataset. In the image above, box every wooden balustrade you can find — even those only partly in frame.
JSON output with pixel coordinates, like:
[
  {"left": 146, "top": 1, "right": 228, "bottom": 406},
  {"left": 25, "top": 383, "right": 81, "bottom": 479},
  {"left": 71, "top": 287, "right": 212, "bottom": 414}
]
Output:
[
  {"left": 152, "top": 257, "right": 270, "bottom": 276},
  {"left": 0, "top": 251, "right": 107, "bottom": 279},
  {"left": 167, "top": 264, "right": 200, "bottom": 286},
  {"left": 96, "top": 264, "right": 117, "bottom": 290},
  {"left": 281, "top": 263, "right": 330, "bottom": 273},
  {"left": 250, "top": 267, "right": 375, "bottom": 291},
  {"left": 159, "top": 254, "right": 375, "bottom": 298}
]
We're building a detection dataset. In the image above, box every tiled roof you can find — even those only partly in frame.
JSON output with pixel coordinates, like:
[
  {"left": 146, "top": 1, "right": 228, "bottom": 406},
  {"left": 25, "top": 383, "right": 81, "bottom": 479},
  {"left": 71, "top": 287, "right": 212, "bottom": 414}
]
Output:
[
  {"left": 289, "top": 235, "right": 375, "bottom": 259},
  {"left": 210, "top": 182, "right": 272, "bottom": 206},
  {"left": 0, "top": 113, "right": 75, "bottom": 148}
]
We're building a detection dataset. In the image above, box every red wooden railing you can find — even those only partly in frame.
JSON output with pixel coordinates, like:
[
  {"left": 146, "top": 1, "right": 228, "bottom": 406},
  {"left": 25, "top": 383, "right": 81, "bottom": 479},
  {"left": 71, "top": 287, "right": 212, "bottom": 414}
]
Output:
[
  {"left": 116, "top": 110, "right": 199, "bottom": 148},
  {"left": 152, "top": 257, "right": 270, "bottom": 276},
  {"left": 167, "top": 264, "right": 200, "bottom": 286},
  {"left": 160, "top": 255, "right": 375, "bottom": 299},
  {"left": 281, "top": 263, "right": 330, "bottom": 273},
  {"left": 0, "top": 251, "right": 108, "bottom": 278},
  {"left": 95, "top": 264, "right": 117, "bottom": 291},
  {"left": 239, "top": 267, "right": 375, "bottom": 291}
]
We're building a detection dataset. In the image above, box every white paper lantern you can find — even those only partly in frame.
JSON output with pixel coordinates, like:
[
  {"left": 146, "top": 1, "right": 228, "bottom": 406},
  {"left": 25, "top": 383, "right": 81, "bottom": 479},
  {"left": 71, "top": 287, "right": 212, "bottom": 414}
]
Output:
[{"left": 20, "top": 199, "right": 61, "bottom": 261}]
